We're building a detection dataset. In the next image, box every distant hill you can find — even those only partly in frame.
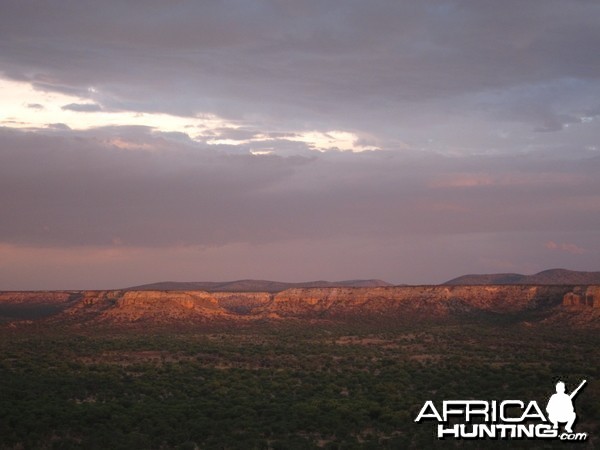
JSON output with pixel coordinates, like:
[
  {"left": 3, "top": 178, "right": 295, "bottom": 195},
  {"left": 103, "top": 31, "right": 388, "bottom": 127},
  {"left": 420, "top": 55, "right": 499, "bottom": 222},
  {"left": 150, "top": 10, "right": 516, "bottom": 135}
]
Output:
[
  {"left": 124, "top": 279, "right": 393, "bottom": 293},
  {"left": 444, "top": 269, "right": 600, "bottom": 285}
]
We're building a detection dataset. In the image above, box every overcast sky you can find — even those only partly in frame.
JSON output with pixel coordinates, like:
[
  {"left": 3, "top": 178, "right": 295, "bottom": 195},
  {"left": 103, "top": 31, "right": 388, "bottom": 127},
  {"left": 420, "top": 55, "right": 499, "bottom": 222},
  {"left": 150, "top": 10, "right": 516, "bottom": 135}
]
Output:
[{"left": 1, "top": 1, "right": 599, "bottom": 289}]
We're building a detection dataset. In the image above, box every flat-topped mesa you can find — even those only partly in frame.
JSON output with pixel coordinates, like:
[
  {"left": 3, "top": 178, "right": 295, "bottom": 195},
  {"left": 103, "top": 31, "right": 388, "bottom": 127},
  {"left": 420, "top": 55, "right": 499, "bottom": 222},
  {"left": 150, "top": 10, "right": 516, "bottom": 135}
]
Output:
[
  {"left": 264, "top": 285, "right": 572, "bottom": 318},
  {"left": 563, "top": 286, "right": 600, "bottom": 308},
  {"left": 2, "top": 285, "right": 599, "bottom": 327},
  {"left": 58, "top": 290, "right": 230, "bottom": 323},
  {"left": 99, "top": 291, "right": 227, "bottom": 322},
  {"left": 115, "top": 290, "right": 220, "bottom": 309}
]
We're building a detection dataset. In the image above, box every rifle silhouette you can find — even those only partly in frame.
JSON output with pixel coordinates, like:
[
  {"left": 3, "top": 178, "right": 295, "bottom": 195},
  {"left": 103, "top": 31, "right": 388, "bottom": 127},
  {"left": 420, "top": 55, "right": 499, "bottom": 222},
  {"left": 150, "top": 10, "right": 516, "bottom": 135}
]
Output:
[{"left": 569, "top": 380, "right": 587, "bottom": 400}]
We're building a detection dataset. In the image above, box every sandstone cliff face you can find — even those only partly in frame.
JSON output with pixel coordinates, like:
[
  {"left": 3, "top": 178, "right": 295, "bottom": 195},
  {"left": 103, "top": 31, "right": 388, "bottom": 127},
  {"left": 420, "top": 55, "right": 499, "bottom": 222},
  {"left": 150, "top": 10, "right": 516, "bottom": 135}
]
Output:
[
  {"left": 99, "top": 291, "right": 227, "bottom": 323},
  {"left": 61, "top": 290, "right": 229, "bottom": 323},
  {"left": 2, "top": 285, "right": 599, "bottom": 327},
  {"left": 589, "top": 287, "right": 600, "bottom": 307},
  {"left": 263, "top": 285, "right": 572, "bottom": 318},
  {"left": 115, "top": 291, "right": 220, "bottom": 310},
  {"left": 562, "top": 286, "right": 600, "bottom": 308}
]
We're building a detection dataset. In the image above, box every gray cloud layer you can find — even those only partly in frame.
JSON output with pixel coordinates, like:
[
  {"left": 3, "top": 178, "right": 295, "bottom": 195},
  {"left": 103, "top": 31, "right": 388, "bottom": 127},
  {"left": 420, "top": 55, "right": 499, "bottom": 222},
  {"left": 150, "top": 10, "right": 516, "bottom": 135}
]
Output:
[
  {"left": 2, "top": 125, "right": 599, "bottom": 288},
  {"left": 2, "top": 1, "right": 600, "bottom": 144},
  {"left": 2, "top": 127, "right": 598, "bottom": 246},
  {"left": 1, "top": 1, "right": 599, "bottom": 287},
  {"left": 61, "top": 103, "right": 102, "bottom": 112}
]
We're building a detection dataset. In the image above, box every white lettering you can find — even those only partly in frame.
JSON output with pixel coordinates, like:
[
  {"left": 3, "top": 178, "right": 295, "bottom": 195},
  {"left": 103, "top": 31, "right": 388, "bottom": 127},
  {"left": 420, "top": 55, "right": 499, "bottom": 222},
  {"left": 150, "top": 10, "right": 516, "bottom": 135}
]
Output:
[
  {"left": 560, "top": 432, "right": 587, "bottom": 441},
  {"left": 478, "top": 424, "right": 496, "bottom": 438},
  {"left": 499, "top": 400, "right": 523, "bottom": 422},
  {"left": 522, "top": 401, "right": 546, "bottom": 422},
  {"left": 415, "top": 400, "right": 443, "bottom": 422},
  {"left": 443, "top": 400, "right": 466, "bottom": 421},
  {"left": 464, "top": 400, "right": 489, "bottom": 422},
  {"left": 414, "top": 397, "right": 588, "bottom": 442},
  {"left": 536, "top": 424, "right": 557, "bottom": 438},
  {"left": 438, "top": 424, "right": 460, "bottom": 438}
]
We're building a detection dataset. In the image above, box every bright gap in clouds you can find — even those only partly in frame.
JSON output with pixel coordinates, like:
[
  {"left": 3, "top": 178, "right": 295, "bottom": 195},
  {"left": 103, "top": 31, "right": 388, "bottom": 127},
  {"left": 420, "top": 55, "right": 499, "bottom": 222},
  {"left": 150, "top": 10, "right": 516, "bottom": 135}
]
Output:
[
  {"left": 0, "top": 78, "right": 227, "bottom": 133},
  {"left": 0, "top": 78, "right": 377, "bottom": 153}
]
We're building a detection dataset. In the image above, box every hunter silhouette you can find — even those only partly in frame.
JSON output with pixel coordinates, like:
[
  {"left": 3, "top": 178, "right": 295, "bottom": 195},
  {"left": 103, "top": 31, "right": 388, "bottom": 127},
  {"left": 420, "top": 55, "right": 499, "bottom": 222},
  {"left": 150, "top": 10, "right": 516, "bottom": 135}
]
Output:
[{"left": 546, "top": 380, "right": 586, "bottom": 433}]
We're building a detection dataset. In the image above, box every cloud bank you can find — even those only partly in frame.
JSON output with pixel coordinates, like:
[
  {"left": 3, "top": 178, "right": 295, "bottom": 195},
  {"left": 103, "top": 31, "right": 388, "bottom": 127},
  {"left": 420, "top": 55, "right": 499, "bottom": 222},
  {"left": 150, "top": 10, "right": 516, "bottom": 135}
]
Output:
[{"left": 0, "top": 1, "right": 599, "bottom": 288}]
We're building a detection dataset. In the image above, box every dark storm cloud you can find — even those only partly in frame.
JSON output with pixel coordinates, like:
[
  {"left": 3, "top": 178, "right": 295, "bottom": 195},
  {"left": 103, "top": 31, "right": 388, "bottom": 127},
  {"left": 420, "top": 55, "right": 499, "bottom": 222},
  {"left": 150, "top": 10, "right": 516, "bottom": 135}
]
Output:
[
  {"left": 1, "top": 1, "right": 599, "bottom": 136},
  {"left": 1, "top": 127, "right": 598, "bottom": 249}
]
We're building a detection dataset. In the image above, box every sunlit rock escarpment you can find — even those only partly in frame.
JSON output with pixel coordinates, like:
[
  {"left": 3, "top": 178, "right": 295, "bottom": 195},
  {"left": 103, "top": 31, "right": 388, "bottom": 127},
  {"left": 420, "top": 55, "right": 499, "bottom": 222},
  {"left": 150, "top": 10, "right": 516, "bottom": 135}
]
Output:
[
  {"left": 265, "top": 285, "right": 559, "bottom": 317},
  {"left": 1, "top": 284, "right": 599, "bottom": 328},
  {"left": 65, "top": 290, "right": 228, "bottom": 323}
]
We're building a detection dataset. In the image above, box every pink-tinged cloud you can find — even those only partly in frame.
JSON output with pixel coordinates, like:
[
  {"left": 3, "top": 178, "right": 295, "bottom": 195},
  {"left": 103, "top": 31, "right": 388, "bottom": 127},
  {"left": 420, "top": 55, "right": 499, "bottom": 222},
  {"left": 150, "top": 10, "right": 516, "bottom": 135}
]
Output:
[{"left": 545, "top": 241, "right": 586, "bottom": 255}]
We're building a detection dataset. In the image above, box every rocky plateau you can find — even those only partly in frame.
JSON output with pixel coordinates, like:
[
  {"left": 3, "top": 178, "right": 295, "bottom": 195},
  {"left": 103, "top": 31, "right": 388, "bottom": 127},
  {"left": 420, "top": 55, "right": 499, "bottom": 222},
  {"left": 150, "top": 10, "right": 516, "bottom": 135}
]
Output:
[{"left": 1, "top": 284, "right": 599, "bottom": 328}]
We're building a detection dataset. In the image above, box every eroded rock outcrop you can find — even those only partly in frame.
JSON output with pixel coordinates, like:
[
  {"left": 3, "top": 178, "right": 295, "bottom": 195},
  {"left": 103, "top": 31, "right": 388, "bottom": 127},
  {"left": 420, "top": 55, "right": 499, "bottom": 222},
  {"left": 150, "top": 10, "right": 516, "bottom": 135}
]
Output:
[{"left": 562, "top": 286, "right": 600, "bottom": 308}]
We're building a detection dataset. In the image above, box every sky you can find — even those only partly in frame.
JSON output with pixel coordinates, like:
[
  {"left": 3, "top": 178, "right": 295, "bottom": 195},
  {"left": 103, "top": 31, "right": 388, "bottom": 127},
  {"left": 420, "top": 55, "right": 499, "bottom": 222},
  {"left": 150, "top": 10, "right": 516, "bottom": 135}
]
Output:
[{"left": 1, "top": 0, "right": 599, "bottom": 289}]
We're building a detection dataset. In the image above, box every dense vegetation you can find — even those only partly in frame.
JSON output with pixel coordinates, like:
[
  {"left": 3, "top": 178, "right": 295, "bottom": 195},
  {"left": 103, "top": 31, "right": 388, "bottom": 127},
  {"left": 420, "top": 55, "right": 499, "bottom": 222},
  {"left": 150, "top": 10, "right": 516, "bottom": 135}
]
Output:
[{"left": 0, "top": 322, "right": 598, "bottom": 449}]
